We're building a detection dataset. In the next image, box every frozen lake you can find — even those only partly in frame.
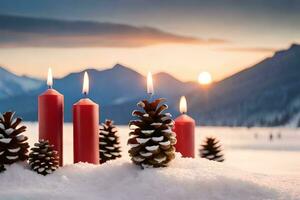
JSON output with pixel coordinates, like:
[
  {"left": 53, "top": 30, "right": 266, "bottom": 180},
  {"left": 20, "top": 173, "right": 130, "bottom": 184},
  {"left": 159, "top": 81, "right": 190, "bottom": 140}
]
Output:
[{"left": 26, "top": 123, "right": 300, "bottom": 176}]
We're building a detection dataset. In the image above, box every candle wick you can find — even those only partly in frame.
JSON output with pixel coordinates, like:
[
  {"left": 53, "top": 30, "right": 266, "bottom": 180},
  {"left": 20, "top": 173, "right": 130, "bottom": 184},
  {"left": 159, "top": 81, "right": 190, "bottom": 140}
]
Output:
[
  {"left": 48, "top": 85, "right": 52, "bottom": 89},
  {"left": 83, "top": 92, "right": 88, "bottom": 97}
]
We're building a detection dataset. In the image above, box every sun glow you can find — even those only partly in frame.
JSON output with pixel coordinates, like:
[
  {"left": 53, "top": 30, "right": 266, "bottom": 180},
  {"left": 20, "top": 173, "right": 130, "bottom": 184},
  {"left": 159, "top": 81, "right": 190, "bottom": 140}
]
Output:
[{"left": 198, "top": 72, "right": 212, "bottom": 85}]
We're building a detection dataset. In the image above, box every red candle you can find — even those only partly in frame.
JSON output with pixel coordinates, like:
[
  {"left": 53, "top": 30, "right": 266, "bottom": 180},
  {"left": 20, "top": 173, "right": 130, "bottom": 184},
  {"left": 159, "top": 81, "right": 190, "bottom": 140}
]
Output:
[
  {"left": 73, "top": 72, "right": 99, "bottom": 164},
  {"left": 38, "top": 68, "right": 64, "bottom": 166},
  {"left": 173, "top": 96, "right": 195, "bottom": 158}
]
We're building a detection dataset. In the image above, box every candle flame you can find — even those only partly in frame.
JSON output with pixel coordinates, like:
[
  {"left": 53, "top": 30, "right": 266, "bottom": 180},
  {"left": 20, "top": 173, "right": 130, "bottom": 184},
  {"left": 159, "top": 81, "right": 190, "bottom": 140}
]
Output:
[
  {"left": 147, "top": 72, "right": 154, "bottom": 95},
  {"left": 179, "top": 96, "right": 187, "bottom": 114},
  {"left": 82, "top": 72, "right": 89, "bottom": 95},
  {"left": 47, "top": 68, "right": 53, "bottom": 88}
]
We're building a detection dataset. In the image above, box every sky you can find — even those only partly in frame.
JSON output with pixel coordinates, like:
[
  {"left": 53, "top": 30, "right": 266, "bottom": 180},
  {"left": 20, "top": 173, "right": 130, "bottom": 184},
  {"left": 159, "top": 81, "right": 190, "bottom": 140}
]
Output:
[{"left": 0, "top": 0, "right": 299, "bottom": 81}]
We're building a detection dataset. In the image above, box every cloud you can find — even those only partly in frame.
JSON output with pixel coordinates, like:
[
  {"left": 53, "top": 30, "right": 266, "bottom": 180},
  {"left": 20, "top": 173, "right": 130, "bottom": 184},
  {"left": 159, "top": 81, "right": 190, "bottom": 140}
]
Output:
[
  {"left": 219, "top": 47, "right": 277, "bottom": 53},
  {"left": 0, "top": 15, "right": 226, "bottom": 48}
]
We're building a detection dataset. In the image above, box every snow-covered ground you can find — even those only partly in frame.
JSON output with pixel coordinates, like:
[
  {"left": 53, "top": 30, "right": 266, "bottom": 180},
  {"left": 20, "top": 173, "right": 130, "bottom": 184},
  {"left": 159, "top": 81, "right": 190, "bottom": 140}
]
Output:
[
  {"left": 27, "top": 123, "right": 300, "bottom": 176},
  {"left": 1, "top": 123, "right": 299, "bottom": 200}
]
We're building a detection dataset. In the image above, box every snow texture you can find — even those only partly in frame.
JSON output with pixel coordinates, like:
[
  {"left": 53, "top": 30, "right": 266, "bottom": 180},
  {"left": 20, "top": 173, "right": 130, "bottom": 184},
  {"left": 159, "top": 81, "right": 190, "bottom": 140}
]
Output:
[
  {"left": 0, "top": 156, "right": 299, "bottom": 200},
  {"left": 0, "top": 123, "right": 299, "bottom": 200}
]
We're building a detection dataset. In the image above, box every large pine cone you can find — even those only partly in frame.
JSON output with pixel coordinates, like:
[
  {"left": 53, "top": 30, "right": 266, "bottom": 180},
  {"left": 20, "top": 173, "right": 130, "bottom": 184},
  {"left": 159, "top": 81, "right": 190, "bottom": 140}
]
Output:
[
  {"left": 128, "top": 98, "right": 176, "bottom": 168},
  {"left": 0, "top": 112, "right": 29, "bottom": 164},
  {"left": 99, "top": 120, "right": 121, "bottom": 164},
  {"left": 29, "top": 140, "right": 59, "bottom": 176},
  {"left": 200, "top": 137, "right": 224, "bottom": 162}
]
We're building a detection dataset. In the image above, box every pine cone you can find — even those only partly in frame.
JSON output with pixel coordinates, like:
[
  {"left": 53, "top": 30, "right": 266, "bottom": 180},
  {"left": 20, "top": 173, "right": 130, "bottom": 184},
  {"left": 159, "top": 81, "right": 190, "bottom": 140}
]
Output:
[
  {"left": 99, "top": 120, "right": 121, "bottom": 164},
  {"left": 128, "top": 98, "right": 176, "bottom": 168},
  {"left": 0, "top": 112, "right": 29, "bottom": 165},
  {"left": 29, "top": 140, "right": 59, "bottom": 176},
  {"left": 200, "top": 137, "right": 224, "bottom": 162}
]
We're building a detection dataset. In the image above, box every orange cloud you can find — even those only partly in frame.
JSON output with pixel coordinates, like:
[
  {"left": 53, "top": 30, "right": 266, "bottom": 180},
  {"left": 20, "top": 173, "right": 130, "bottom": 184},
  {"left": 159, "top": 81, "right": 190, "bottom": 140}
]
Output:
[{"left": 219, "top": 47, "right": 277, "bottom": 53}]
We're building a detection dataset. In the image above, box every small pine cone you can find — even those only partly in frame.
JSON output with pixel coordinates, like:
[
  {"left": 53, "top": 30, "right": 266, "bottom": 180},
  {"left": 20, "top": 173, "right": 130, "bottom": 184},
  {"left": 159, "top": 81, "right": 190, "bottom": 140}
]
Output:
[
  {"left": 128, "top": 98, "right": 176, "bottom": 168},
  {"left": 99, "top": 120, "right": 121, "bottom": 164},
  {"left": 200, "top": 137, "right": 224, "bottom": 162},
  {"left": 0, "top": 112, "right": 29, "bottom": 165},
  {"left": 29, "top": 140, "right": 59, "bottom": 176}
]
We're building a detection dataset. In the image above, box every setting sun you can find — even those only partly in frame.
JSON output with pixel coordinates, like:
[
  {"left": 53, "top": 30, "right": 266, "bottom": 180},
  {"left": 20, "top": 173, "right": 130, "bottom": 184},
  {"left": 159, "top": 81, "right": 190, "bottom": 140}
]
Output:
[{"left": 198, "top": 71, "right": 212, "bottom": 85}]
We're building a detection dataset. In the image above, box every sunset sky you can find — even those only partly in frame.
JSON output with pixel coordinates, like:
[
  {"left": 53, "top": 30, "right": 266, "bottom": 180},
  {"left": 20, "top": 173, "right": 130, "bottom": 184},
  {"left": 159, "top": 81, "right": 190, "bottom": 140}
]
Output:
[{"left": 0, "top": 0, "right": 299, "bottom": 81}]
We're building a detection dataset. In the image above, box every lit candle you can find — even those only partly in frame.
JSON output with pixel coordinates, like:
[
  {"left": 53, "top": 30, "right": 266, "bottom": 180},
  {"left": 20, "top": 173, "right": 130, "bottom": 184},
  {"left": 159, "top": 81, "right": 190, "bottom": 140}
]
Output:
[
  {"left": 73, "top": 72, "right": 99, "bottom": 164},
  {"left": 173, "top": 96, "right": 195, "bottom": 158},
  {"left": 38, "top": 68, "right": 64, "bottom": 166}
]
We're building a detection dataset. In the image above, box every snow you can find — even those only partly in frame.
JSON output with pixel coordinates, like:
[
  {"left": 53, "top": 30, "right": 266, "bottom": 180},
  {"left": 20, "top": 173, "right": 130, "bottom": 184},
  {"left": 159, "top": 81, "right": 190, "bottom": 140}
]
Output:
[
  {"left": 0, "top": 157, "right": 299, "bottom": 200},
  {"left": 139, "top": 151, "right": 152, "bottom": 157},
  {"left": 141, "top": 130, "right": 155, "bottom": 134},
  {"left": 5, "top": 128, "right": 15, "bottom": 135},
  {"left": 6, "top": 155, "right": 18, "bottom": 160},
  {"left": 27, "top": 124, "right": 300, "bottom": 175},
  {"left": 136, "top": 138, "right": 151, "bottom": 144},
  {"left": 0, "top": 138, "right": 12, "bottom": 143},
  {"left": 151, "top": 136, "right": 164, "bottom": 141},
  {"left": 0, "top": 123, "right": 299, "bottom": 200},
  {"left": 8, "top": 147, "right": 21, "bottom": 153},
  {"left": 159, "top": 140, "right": 170, "bottom": 146},
  {"left": 145, "top": 145, "right": 159, "bottom": 151},
  {"left": 151, "top": 122, "right": 163, "bottom": 126}
]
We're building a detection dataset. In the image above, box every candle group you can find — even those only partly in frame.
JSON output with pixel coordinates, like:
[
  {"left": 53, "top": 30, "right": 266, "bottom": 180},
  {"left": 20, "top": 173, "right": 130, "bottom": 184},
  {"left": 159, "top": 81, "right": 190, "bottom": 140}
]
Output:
[
  {"left": 38, "top": 70, "right": 196, "bottom": 165},
  {"left": 38, "top": 69, "right": 100, "bottom": 165}
]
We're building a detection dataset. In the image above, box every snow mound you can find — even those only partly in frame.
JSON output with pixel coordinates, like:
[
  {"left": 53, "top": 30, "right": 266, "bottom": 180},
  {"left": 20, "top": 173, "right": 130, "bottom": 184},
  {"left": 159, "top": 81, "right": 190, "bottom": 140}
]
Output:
[{"left": 0, "top": 156, "right": 298, "bottom": 200}]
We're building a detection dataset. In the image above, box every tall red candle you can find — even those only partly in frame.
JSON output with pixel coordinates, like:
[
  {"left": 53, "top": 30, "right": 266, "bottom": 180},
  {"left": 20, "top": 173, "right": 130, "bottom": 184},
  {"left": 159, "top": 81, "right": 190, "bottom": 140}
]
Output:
[
  {"left": 73, "top": 72, "right": 99, "bottom": 164},
  {"left": 38, "top": 68, "right": 64, "bottom": 166},
  {"left": 173, "top": 96, "right": 195, "bottom": 158}
]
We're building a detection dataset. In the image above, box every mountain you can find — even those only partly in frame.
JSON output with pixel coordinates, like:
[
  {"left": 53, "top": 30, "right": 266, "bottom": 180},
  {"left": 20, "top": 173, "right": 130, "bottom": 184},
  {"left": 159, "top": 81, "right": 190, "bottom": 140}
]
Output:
[
  {"left": 2, "top": 44, "right": 300, "bottom": 126},
  {"left": 188, "top": 43, "right": 300, "bottom": 126},
  {"left": 0, "top": 64, "right": 198, "bottom": 123},
  {"left": 0, "top": 67, "right": 42, "bottom": 99}
]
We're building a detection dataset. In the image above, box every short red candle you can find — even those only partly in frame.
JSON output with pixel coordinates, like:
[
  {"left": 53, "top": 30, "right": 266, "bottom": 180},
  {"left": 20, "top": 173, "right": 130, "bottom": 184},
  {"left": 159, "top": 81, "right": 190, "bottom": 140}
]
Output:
[
  {"left": 38, "top": 69, "right": 64, "bottom": 166},
  {"left": 173, "top": 96, "right": 195, "bottom": 158},
  {"left": 73, "top": 72, "right": 99, "bottom": 164}
]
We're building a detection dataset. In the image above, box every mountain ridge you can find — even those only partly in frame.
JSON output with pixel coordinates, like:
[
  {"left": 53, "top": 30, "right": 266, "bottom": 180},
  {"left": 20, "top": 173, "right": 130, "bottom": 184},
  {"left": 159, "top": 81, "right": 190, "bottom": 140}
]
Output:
[
  {"left": 188, "top": 43, "right": 300, "bottom": 126},
  {"left": 1, "top": 43, "right": 300, "bottom": 126},
  {"left": 0, "top": 66, "right": 43, "bottom": 99},
  {"left": 0, "top": 63, "right": 196, "bottom": 122}
]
